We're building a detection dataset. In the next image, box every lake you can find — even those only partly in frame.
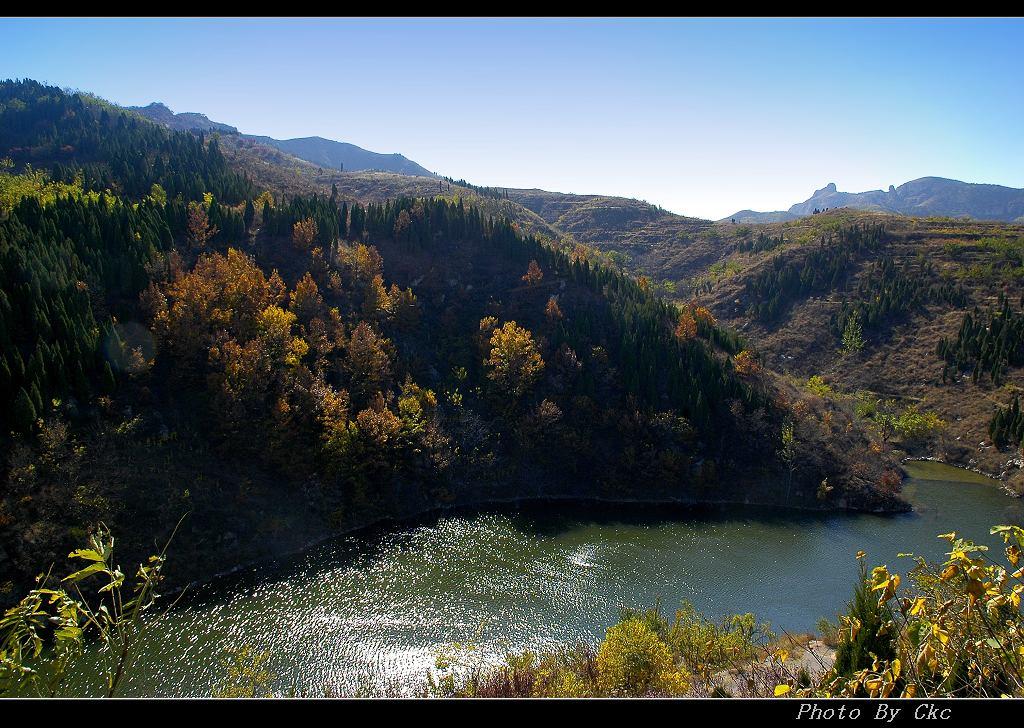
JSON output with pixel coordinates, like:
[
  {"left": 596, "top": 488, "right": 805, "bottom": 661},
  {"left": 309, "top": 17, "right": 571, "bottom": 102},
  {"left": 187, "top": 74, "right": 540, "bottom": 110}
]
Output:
[{"left": 83, "top": 461, "right": 1024, "bottom": 697}]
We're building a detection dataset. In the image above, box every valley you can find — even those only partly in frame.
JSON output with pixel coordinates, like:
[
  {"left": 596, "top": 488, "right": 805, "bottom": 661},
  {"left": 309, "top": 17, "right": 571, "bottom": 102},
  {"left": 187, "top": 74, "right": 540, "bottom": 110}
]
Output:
[{"left": 1, "top": 70, "right": 1023, "bottom": 701}]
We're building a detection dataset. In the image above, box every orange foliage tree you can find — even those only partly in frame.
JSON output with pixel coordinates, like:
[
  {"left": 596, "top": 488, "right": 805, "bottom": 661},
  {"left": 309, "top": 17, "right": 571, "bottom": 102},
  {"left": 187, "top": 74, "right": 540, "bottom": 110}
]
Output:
[
  {"left": 733, "top": 350, "right": 762, "bottom": 378},
  {"left": 522, "top": 260, "right": 544, "bottom": 286},
  {"left": 545, "top": 296, "right": 564, "bottom": 324},
  {"left": 675, "top": 310, "right": 697, "bottom": 341}
]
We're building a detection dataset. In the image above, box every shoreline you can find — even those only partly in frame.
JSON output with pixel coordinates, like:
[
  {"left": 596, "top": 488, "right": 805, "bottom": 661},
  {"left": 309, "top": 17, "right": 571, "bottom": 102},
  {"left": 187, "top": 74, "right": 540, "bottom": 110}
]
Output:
[{"left": 163, "top": 489, "right": 910, "bottom": 600}]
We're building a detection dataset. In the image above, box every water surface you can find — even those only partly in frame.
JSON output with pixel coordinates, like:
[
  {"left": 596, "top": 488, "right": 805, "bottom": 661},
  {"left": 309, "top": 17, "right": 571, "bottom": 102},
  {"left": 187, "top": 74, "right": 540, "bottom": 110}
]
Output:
[{"left": 93, "top": 463, "right": 1024, "bottom": 696}]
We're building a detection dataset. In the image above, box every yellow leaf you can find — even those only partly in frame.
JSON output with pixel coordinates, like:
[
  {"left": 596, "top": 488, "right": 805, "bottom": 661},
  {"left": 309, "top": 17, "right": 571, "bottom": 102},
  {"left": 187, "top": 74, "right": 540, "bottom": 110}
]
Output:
[{"left": 774, "top": 684, "right": 791, "bottom": 697}]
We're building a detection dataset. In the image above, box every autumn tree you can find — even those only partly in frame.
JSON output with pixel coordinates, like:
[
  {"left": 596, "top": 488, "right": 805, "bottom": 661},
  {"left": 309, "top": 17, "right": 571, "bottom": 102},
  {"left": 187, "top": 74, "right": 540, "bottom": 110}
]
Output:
[
  {"left": 387, "top": 284, "right": 420, "bottom": 331},
  {"left": 484, "top": 320, "right": 545, "bottom": 400},
  {"left": 393, "top": 209, "right": 412, "bottom": 242},
  {"left": 152, "top": 248, "right": 286, "bottom": 364},
  {"left": 522, "top": 259, "right": 543, "bottom": 286},
  {"left": 596, "top": 618, "right": 689, "bottom": 697},
  {"left": 733, "top": 350, "right": 762, "bottom": 378},
  {"left": 693, "top": 305, "right": 717, "bottom": 327},
  {"left": 256, "top": 305, "right": 308, "bottom": 368},
  {"left": 344, "top": 321, "right": 393, "bottom": 404},
  {"left": 289, "top": 272, "right": 324, "bottom": 323},
  {"left": 545, "top": 296, "right": 564, "bottom": 324},
  {"left": 187, "top": 201, "right": 218, "bottom": 251},
  {"left": 675, "top": 310, "right": 697, "bottom": 341},
  {"left": 292, "top": 218, "right": 319, "bottom": 250}
]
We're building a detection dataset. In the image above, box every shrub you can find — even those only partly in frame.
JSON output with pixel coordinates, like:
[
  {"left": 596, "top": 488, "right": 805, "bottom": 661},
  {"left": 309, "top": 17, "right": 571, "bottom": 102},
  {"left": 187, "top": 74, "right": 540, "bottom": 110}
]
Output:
[{"left": 596, "top": 617, "right": 688, "bottom": 696}]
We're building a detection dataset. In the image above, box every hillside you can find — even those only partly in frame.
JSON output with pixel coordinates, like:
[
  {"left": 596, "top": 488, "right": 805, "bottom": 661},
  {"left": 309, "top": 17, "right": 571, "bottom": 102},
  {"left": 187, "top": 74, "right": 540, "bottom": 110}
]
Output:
[
  {"left": 119, "top": 94, "right": 1024, "bottom": 493},
  {"left": 671, "top": 209, "right": 1024, "bottom": 488},
  {"left": 726, "top": 177, "right": 1024, "bottom": 223},
  {"left": 0, "top": 80, "right": 907, "bottom": 606}
]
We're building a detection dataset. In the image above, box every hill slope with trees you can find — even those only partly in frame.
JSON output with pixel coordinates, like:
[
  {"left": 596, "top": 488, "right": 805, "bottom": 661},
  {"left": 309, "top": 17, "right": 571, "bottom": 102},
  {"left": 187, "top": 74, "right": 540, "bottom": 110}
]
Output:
[{"left": 0, "top": 80, "right": 906, "bottom": 604}]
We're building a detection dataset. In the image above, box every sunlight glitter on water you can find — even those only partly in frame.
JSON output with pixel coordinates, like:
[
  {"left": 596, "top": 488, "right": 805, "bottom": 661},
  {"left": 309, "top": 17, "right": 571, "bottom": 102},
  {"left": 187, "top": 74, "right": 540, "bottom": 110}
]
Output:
[{"left": 89, "top": 472, "right": 1024, "bottom": 697}]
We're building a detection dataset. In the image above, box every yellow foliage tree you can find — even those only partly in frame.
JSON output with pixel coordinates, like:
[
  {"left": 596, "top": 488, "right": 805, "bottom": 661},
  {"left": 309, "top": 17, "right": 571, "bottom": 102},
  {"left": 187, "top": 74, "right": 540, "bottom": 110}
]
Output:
[
  {"left": 292, "top": 218, "right": 318, "bottom": 250},
  {"left": 485, "top": 321, "right": 545, "bottom": 400}
]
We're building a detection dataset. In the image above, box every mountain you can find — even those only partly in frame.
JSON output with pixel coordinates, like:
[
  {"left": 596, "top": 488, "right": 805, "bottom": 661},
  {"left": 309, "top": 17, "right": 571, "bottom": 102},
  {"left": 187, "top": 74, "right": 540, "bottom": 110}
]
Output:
[
  {"left": 721, "top": 209, "right": 796, "bottom": 224},
  {"left": 127, "top": 102, "right": 239, "bottom": 134},
  {"left": 130, "top": 101, "right": 435, "bottom": 177},
  {"left": 246, "top": 135, "right": 435, "bottom": 177},
  {"left": 724, "top": 177, "right": 1024, "bottom": 223}
]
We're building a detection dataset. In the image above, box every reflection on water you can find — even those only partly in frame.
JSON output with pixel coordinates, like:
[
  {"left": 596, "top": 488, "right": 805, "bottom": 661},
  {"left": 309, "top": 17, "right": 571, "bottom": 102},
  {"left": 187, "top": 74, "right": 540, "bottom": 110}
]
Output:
[
  {"left": 902, "top": 459, "right": 1000, "bottom": 485},
  {"left": 95, "top": 466, "right": 1023, "bottom": 697}
]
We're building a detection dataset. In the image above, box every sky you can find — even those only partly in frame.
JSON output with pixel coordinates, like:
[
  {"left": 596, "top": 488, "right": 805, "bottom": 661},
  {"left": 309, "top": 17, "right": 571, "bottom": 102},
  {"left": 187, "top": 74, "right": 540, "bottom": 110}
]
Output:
[{"left": 2, "top": 17, "right": 1023, "bottom": 220}]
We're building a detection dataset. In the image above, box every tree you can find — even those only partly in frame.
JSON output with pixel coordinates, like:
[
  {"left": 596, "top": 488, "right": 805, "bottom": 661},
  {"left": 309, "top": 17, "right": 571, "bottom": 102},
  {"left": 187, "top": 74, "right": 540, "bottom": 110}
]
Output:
[
  {"left": 292, "top": 218, "right": 318, "bottom": 250},
  {"left": 484, "top": 320, "right": 545, "bottom": 400},
  {"left": 733, "top": 350, "right": 762, "bottom": 378},
  {"left": 148, "top": 183, "right": 167, "bottom": 206},
  {"left": 289, "top": 272, "right": 323, "bottom": 322},
  {"left": 186, "top": 201, "right": 218, "bottom": 251},
  {"left": 779, "top": 420, "right": 797, "bottom": 499},
  {"left": 243, "top": 199, "right": 255, "bottom": 232},
  {"left": 841, "top": 310, "right": 865, "bottom": 355},
  {"left": 11, "top": 387, "right": 36, "bottom": 434},
  {"left": 675, "top": 310, "right": 697, "bottom": 341},
  {"left": 522, "top": 259, "right": 543, "bottom": 286},
  {"left": 393, "top": 209, "right": 412, "bottom": 242},
  {"left": 833, "top": 559, "right": 896, "bottom": 679},
  {"left": 693, "top": 306, "right": 717, "bottom": 327},
  {"left": 213, "top": 646, "right": 275, "bottom": 698},
  {"left": 344, "top": 321, "right": 392, "bottom": 404},
  {"left": 545, "top": 296, "right": 563, "bottom": 324}
]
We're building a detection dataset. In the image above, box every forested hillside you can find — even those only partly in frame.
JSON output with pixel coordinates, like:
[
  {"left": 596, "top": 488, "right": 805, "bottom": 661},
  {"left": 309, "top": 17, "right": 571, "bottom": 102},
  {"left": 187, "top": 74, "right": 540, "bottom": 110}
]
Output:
[{"left": 0, "top": 80, "right": 905, "bottom": 603}]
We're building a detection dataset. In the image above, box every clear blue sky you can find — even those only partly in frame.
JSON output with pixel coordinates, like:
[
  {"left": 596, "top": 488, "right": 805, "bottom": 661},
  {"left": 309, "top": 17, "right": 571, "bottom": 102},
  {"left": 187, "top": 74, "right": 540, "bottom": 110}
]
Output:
[{"left": 3, "top": 17, "right": 1022, "bottom": 220}]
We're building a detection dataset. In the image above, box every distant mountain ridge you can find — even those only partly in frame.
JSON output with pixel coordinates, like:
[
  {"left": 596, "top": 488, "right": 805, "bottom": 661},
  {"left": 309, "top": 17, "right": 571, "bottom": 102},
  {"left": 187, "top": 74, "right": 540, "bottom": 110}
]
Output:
[
  {"left": 128, "top": 102, "right": 239, "bottom": 134},
  {"left": 129, "top": 102, "right": 435, "bottom": 178},
  {"left": 245, "top": 135, "right": 435, "bottom": 177},
  {"left": 725, "top": 177, "right": 1024, "bottom": 223}
]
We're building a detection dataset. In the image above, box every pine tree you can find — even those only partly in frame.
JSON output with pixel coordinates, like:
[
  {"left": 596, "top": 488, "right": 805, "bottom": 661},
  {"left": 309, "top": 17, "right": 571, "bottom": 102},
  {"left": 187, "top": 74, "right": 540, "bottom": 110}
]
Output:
[{"left": 12, "top": 387, "right": 37, "bottom": 434}]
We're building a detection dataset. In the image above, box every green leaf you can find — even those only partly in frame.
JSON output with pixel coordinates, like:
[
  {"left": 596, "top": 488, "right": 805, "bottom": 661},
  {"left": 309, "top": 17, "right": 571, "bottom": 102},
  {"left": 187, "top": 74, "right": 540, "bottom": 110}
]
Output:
[
  {"left": 62, "top": 562, "right": 106, "bottom": 583},
  {"left": 68, "top": 548, "right": 104, "bottom": 563},
  {"left": 53, "top": 626, "right": 83, "bottom": 642}
]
